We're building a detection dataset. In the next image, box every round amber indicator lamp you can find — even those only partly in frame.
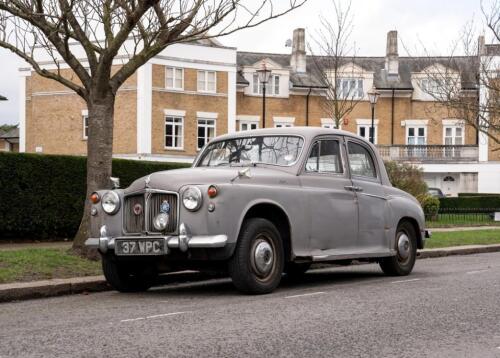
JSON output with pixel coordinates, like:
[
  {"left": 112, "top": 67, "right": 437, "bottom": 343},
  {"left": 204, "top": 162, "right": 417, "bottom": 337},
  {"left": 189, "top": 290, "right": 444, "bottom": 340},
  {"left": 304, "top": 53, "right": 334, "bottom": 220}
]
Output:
[
  {"left": 90, "top": 192, "right": 100, "bottom": 204},
  {"left": 207, "top": 185, "right": 218, "bottom": 198}
]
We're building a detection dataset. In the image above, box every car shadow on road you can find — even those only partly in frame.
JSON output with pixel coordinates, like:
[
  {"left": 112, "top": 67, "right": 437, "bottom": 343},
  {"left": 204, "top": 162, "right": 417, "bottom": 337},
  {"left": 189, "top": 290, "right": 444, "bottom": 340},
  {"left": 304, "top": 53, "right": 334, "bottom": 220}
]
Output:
[{"left": 146, "top": 265, "right": 388, "bottom": 298}]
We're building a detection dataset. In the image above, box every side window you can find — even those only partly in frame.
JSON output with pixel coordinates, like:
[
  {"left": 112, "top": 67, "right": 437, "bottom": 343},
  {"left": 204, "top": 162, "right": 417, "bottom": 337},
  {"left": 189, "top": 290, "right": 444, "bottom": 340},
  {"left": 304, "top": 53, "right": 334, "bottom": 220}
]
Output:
[
  {"left": 305, "top": 140, "right": 343, "bottom": 174},
  {"left": 347, "top": 142, "right": 377, "bottom": 178}
]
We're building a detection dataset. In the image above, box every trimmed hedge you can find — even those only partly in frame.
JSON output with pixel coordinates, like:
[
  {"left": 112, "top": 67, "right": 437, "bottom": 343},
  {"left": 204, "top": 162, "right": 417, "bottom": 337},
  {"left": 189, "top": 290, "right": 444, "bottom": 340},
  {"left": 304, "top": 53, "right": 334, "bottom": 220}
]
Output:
[
  {"left": 439, "top": 196, "right": 500, "bottom": 209},
  {"left": 0, "top": 152, "right": 189, "bottom": 240},
  {"left": 457, "top": 193, "right": 500, "bottom": 197}
]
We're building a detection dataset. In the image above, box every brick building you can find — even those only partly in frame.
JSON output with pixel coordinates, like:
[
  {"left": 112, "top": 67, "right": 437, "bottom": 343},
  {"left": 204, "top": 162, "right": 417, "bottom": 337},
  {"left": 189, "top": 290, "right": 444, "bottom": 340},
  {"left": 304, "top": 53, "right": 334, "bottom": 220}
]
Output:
[{"left": 18, "top": 29, "right": 500, "bottom": 195}]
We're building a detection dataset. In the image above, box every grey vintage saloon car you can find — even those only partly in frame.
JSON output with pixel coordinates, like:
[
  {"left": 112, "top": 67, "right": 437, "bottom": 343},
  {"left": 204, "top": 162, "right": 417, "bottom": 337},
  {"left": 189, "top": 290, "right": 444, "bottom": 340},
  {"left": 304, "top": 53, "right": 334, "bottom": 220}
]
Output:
[{"left": 86, "top": 127, "right": 430, "bottom": 294}]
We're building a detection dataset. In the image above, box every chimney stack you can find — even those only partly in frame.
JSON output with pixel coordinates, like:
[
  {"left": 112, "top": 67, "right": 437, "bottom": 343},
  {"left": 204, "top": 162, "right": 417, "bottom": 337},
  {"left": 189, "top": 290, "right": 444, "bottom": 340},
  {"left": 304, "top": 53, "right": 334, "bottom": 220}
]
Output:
[
  {"left": 385, "top": 30, "right": 399, "bottom": 80},
  {"left": 478, "top": 35, "right": 486, "bottom": 55},
  {"left": 290, "top": 28, "right": 306, "bottom": 73}
]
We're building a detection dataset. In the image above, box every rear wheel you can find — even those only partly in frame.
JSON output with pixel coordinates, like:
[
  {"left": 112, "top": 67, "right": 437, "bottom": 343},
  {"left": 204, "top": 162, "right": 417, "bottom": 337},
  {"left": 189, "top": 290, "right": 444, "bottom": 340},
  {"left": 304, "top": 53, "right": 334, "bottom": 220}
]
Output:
[
  {"left": 379, "top": 221, "right": 417, "bottom": 276},
  {"left": 228, "top": 218, "right": 284, "bottom": 294},
  {"left": 102, "top": 255, "right": 157, "bottom": 292}
]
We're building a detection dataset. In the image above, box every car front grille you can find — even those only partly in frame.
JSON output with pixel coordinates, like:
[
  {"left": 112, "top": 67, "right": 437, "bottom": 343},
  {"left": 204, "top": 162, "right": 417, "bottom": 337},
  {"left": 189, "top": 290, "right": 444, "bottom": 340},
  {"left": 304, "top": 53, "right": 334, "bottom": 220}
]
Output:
[{"left": 123, "top": 191, "right": 178, "bottom": 234}]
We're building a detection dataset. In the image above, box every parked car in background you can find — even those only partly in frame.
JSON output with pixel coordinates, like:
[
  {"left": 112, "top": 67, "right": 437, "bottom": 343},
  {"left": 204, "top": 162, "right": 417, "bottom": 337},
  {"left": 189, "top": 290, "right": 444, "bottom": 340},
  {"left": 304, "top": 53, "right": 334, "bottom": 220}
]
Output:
[
  {"left": 428, "top": 187, "right": 445, "bottom": 198},
  {"left": 86, "top": 127, "right": 430, "bottom": 294}
]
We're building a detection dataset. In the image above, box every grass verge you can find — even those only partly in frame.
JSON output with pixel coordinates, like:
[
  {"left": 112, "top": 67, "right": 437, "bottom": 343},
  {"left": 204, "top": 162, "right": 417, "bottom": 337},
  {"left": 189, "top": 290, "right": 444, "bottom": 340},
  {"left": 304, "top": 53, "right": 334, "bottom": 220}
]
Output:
[
  {"left": 0, "top": 248, "right": 101, "bottom": 284},
  {"left": 426, "top": 229, "right": 500, "bottom": 249}
]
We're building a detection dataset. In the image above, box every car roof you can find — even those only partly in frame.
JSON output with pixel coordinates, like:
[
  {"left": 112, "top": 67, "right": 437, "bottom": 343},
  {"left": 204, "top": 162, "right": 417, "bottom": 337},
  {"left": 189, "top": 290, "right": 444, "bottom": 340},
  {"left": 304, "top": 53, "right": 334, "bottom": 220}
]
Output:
[{"left": 213, "top": 126, "right": 366, "bottom": 143}]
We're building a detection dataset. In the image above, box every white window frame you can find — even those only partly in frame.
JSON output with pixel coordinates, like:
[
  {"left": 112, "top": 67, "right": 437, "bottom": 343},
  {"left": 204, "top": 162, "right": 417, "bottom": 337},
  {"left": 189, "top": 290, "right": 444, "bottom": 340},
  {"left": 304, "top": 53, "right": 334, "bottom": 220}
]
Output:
[
  {"left": 442, "top": 119, "right": 465, "bottom": 146},
  {"left": 197, "top": 118, "right": 217, "bottom": 150},
  {"left": 197, "top": 70, "right": 217, "bottom": 93},
  {"left": 82, "top": 110, "right": 89, "bottom": 140},
  {"left": 273, "top": 116, "right": 295, "bottom": 128},
  {"left": 240, "top": 121, "right": 259, "bottom": 131},
  {"left": 253, "top": 73, "right": 280, "bottom": 95},
  {"left": 165, "top": 66, "right": 184, "bottom": 90},
  {"left": 356, "top": 119, "right": 378, "bottom": 144},
  {"left": 336, "top": 78, "right": 364, "bottom": 99},
  {"left": 320, "top": 118, "right": 339, "bottom": 129},
  {"left": 406, "top": 126, "right": 427, "bottom": 145},
  {"left": 164, "top": 116, "right": 184, "bottom": 150}
]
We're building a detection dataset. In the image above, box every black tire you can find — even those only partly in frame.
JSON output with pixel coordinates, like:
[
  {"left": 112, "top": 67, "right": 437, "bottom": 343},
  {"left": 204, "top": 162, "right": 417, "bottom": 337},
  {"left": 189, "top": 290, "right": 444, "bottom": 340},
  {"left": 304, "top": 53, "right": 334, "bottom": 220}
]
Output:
[
  {"left": 228, "top": 218, "right": 284, "bottom": 294},
  {"left": 102, "top": 255, "right": 157, "bottom": 292},
  {"left": 285, "top": 262, "right": 311, "bottom": 277},
  {"left": 379, "top": 221, "right": 417, "bottom": 276}
]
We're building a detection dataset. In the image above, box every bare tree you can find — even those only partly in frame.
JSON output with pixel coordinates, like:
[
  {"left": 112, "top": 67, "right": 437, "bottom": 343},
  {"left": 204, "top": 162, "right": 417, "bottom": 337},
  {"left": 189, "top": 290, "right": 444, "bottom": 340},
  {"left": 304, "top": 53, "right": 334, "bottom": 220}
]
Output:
[
  {"left": 0, "top": 0, "right": 306, "bottom": 256},
  {"left": 308, "top": 0, "right": 361, "bottom": 128},
  {"left": 416, "top": 0, "right": 500, "bottom": 150}
]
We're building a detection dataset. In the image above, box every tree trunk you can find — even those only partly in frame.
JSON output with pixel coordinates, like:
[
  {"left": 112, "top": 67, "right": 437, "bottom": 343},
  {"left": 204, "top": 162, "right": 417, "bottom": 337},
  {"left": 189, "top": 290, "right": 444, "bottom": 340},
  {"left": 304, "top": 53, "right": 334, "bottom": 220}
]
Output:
[{"left": 72, "top": 91, "right": 115, "bottom": 257}]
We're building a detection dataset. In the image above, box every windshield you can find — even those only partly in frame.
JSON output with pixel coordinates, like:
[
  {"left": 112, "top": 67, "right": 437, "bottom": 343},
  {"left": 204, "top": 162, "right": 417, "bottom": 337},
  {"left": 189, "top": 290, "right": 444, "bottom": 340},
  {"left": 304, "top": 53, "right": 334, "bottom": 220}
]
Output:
[{"left": 197, "top": 136, "right": 304, "bottom": 167}]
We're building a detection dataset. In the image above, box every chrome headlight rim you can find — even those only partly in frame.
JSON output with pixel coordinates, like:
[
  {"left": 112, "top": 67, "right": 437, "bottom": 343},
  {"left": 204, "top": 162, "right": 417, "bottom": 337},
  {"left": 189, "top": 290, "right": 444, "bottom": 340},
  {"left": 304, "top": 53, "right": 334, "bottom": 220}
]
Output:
[
  {"left": 101, "top": 190, "right": 120, "bottom": 215},
  {"left": 182, "top": 186, "right": 203, "bottom": 211}
]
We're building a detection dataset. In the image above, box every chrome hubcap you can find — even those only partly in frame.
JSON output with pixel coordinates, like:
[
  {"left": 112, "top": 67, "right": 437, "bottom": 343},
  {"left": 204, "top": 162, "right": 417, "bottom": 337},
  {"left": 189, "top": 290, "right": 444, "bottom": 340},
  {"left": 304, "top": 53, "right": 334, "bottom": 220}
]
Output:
[
  {"left": 397, "top": 233, "right": 410, "bottom": 260},
  {"left": 253, "top": 240, "right": 274, "bottom": 276}
]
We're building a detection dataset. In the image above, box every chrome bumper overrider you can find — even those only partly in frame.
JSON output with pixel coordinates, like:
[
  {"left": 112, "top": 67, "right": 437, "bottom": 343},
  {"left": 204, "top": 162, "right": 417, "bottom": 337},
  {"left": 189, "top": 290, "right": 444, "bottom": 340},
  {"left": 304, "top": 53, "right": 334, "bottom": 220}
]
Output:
[{"left": 85, "top": 224, "right": 228, "bottom": 254}]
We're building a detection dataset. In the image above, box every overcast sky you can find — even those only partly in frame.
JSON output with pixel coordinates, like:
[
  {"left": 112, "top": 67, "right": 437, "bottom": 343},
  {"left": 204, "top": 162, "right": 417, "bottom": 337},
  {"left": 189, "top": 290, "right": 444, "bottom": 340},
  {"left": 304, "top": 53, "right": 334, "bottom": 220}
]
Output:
[{"left": 0, "top": 0, "right": 493, "bottom": 125}]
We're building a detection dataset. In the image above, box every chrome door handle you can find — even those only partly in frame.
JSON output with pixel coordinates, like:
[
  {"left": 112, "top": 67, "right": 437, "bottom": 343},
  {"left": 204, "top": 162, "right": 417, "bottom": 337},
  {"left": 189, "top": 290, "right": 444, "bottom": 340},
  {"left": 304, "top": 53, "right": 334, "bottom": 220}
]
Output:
[{"left": 344, "top": 185, "right": 363, "bottom": 192}]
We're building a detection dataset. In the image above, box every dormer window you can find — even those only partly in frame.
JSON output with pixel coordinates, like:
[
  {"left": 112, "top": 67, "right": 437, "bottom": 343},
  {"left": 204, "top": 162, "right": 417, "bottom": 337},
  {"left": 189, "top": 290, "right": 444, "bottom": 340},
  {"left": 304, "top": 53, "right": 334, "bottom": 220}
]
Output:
[
  {"left": 253, "top": 73, "right": 280, "bottom": 95},
  {"left": 420, "top": 78, "right": 451, "bottom": 95},
  {"left": 336, "top": 78, "right": 363, "bottom": 99}
]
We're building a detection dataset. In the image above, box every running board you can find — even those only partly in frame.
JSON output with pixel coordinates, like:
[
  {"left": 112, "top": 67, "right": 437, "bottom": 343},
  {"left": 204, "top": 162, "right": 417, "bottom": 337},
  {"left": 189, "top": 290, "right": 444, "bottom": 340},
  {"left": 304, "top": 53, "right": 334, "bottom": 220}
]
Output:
[{"left": 311, "top": 249, "right": 396, "bottom": 262}]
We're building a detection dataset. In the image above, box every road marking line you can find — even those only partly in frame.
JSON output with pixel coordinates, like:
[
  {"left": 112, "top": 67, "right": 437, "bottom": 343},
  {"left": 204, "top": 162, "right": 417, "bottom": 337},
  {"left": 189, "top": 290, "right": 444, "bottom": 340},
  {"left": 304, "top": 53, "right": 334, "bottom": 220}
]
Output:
[
  {"left": 285, "top": 291, "right": 325, "bottom": 299},
  {"left": 120, "top": 317, "right": 145, "bottom": 323},
  {"left": 391, "top": 278, "right": 421, "bottom": 284},
  {"left": 146, "top": 311, "right": 189, "bottom": 319},
  {"left": 466, "top": 269, "right": 489, "bottom": 275},
  {"left": 120, "top": 311, "right": 189, "bottom": 323}
]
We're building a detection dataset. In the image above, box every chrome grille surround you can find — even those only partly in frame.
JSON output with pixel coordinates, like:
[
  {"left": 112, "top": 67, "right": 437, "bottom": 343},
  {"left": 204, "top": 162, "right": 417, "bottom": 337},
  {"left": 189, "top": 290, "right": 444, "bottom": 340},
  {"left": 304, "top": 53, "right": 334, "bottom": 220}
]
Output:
[{"left": 123, "top": 190, "right": 179, "bottom": 235}]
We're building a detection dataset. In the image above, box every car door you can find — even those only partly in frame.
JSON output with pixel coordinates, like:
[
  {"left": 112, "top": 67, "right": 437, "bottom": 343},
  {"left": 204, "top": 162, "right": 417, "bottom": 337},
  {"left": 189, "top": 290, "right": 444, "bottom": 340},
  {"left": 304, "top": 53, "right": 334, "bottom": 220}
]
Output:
[
  {"left": 299, "top": 136, "right": 358, "bottom": 252},
  {"left": 346, "top": 139, "right": 388, "bottom": 252}
]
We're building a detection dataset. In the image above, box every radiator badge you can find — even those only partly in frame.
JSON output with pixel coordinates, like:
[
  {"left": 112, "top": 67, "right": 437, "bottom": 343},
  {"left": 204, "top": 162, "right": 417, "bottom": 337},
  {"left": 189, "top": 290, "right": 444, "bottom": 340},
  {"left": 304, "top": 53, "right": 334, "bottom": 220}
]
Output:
[
  {"left": 160, "top": 200, "right": 171, "bottom": 214},
  {"left": 133, "top": 203, "right": 143, "bottom": 216}
]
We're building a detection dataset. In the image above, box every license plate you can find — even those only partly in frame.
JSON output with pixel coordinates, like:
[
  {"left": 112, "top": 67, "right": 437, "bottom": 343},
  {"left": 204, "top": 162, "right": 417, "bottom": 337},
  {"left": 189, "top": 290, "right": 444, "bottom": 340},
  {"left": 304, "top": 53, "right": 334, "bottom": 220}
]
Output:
[{"left": 115, "top": 239, "right": 165, "bottom": 256}]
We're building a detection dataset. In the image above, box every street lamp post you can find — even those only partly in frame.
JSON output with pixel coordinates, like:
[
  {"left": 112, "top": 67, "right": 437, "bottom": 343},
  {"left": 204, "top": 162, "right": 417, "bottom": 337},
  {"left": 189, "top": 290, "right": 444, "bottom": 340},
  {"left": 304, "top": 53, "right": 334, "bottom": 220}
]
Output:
[
  {"left": 256, "top": 62, "right": 271, "bottom": 128},
  {"left": 367, "top": 88, "right": 380, "bottom": 144}
]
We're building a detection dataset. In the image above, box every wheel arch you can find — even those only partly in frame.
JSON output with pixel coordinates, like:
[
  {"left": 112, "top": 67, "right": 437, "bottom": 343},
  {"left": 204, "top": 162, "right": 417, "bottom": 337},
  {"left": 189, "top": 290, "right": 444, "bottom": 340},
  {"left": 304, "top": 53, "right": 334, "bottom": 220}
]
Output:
[{"left": 238, "top": 200, "right": 293, "bottom": 262}]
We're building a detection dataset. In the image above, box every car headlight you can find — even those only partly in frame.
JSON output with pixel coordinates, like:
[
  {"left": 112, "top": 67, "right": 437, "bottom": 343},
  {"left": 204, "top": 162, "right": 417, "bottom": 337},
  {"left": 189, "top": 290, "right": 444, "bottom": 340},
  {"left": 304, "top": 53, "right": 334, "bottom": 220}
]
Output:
[
  {"left": 101, "top": 191, "right": 120, "bottom": 215},
  {"left": 182, "top": 186, "right": 202, "bottom": 211},
  {"left": 153, "top": 213, "right": 169, "bottom": 231}
]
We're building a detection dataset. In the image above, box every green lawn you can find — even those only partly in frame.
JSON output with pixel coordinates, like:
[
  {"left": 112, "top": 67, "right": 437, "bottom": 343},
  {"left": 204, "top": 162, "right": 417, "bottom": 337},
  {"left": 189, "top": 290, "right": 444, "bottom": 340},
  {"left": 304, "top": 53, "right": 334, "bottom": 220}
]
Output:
[
  {"left": 426, "top": 229, "right": 500, "bottom": 249},
  {"left": 0, "top": 248, "right": 101, "bottom": 284},
  {"left": 426, "top": 213, "right": 500, "bottom": 228}
]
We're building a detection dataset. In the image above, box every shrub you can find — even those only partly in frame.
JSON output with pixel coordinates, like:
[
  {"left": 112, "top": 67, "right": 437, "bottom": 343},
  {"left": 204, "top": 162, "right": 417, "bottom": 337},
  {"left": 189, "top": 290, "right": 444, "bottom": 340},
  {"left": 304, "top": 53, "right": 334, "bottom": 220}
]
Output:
[
  {"left": 439, "top": 196, "right": 500, "bottom": 210},
  {"left": 0, "top": 152, "right": 189, "bottom": 240},
  {"left": 421, "top": 195, "right": 440, "bottom": 220},
  {"left": 384, "top": 161, "right": 428, "bottom": 203}
]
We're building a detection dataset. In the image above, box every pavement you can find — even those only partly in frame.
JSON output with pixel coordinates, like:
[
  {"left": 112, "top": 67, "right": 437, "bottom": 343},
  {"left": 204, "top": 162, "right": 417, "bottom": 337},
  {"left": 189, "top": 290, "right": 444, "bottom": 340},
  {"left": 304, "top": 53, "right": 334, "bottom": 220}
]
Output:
[{"left": 1, "top": 251, "right": 500, "bottom": 357}]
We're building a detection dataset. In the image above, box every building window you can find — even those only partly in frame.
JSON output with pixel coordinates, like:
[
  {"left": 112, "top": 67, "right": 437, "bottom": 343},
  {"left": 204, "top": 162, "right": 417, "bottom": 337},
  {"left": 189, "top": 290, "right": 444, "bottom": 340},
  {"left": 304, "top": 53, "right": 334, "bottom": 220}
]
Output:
[
  {"left": 165, "top": 116, "right": 184, "bottom": 149},
  {"left": 197, "top": 70, "right": 216, "bottom": 93},
  {"left": 420, "top": 78, "right": 451, "bottom": 95},
  {"left": 240, "top": 121, "right": 259, "bottom": 131},
  {"left": 253, "top": 74, "right": 280, "bottom": 95},
  {"left": 407, "top": 126, "right": 427, "bottom": 145},
  {"left": 83, "top": 115, "right": 89, "bottom": 140},
  {"left": 166, "top": 67, "right": 183, "bottom": 90},
  {"left": 197, "top": 119, "right": 216, "bottom": 149},
  {"left": 322, "top": 124, "right": 336, "bottom": 129},
  {"left": 275, "top": 123, "right": 293, "bottom": 128},
  {"left": 357, "top": 125, "right": 377, "bottom": 144},
  {"left": 336, "top": 78, "right": 363, "bottom": 99},
  {"left": 444, "top": 126, "right": 463, "bottom": 145}
]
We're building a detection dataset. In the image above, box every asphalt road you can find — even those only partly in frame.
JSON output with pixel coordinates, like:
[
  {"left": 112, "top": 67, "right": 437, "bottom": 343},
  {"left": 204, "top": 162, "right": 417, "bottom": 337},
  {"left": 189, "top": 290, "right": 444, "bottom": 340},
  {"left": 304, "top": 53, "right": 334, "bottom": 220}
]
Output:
[{"left": 1, "top": 253, "right": 500, "bottom": 358}]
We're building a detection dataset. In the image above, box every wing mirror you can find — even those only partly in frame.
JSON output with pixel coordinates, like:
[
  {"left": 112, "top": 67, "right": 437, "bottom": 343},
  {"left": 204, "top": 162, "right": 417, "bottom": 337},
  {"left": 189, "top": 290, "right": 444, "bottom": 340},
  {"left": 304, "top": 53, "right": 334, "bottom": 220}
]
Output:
[{"left": 231, "top": 167, "right": 252, "bottom": 182}]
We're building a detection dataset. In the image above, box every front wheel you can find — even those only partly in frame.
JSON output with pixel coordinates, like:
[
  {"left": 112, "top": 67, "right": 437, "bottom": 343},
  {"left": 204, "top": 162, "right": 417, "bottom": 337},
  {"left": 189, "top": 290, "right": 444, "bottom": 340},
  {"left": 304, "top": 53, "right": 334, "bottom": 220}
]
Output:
[
  {"left": 102, "top": 255, "right": 157, "bottom": 292},
  {"left": 228, "top": 218, "right": 284, "bottom": 294},
  {"left": 379, "top": 221, "right": 417, "bottom": 276}
]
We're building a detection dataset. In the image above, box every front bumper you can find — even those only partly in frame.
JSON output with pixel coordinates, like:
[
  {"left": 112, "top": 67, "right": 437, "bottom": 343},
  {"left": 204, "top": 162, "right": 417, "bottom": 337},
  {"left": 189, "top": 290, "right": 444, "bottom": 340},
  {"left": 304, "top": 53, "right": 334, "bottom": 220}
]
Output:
[{"left": 85, "top": 223, "right": 228, "bottom": 254}]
